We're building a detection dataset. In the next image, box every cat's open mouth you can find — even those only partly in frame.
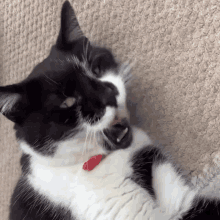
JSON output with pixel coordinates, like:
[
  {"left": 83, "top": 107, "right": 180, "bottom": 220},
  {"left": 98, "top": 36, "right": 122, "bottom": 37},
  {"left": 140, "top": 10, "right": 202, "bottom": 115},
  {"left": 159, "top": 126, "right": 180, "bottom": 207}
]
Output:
[{"left": 103, "top": 118, "right": 132, "bottom": 150}]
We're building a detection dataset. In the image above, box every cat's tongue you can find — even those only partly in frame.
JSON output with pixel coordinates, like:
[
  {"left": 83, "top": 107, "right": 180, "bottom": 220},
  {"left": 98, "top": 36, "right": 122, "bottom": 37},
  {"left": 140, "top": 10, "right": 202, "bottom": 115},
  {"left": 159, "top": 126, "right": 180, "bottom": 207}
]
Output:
[{"left": 83, "top": 155, "right": 103, "bottom": 171}]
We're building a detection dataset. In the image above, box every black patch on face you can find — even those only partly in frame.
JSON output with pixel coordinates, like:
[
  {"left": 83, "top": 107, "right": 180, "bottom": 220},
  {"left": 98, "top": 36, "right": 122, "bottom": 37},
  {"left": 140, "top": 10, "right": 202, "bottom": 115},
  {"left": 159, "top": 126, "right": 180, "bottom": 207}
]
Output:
[
  {"left": 0, "top": 0, "right": 121, "bottom": 156},
  {"left": 10, "top": 178, "right": 74, "bottom": 220},
  {"left": 130, "top": 146, "right": 167, "bottom": 199},
  {"left": 182, "top": 197, "right": 220, "bottom": 219}
]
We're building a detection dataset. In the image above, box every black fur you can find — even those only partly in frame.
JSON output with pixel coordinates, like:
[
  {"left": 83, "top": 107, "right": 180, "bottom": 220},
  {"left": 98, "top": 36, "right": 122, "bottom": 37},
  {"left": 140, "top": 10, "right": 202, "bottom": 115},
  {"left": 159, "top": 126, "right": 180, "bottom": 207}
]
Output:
[
  {"left": 20, "top": 154, "right": 31, "bottom": 175},
  {"left": 182, "top": 197, "right": 220, "bottom": 219},
  {"left": 10, "top": 178, "right": 73, "bottom": 220},
  {"left": 131, "top": 146, "right": 167, "bottom": 199},
  {"left": 103, "top": 118, "right": 133, "bottom": 151}
]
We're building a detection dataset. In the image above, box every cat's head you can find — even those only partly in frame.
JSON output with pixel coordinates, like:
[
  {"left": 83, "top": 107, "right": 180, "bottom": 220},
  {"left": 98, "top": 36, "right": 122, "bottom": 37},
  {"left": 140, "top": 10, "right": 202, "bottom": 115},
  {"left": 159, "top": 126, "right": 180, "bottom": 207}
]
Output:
[{"left": 0, "top": 1, "right": 132, "bottom": 163}]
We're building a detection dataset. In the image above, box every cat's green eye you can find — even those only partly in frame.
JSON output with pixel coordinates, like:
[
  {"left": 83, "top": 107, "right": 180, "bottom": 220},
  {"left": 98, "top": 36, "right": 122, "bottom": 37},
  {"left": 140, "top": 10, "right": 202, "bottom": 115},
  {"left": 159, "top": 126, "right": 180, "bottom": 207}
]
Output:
[{"left": 60, "top": 97, "right": 76, "bottom": 108}]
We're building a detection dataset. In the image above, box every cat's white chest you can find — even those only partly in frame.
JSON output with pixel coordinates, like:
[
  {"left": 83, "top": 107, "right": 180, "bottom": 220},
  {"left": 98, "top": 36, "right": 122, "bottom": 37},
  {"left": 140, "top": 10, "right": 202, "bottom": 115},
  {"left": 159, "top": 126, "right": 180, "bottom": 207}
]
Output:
[
  {"left": 71, "top": 175, "right": 155, "bottom": 220},
  {"left": 28, "top": 148, "right": 156, "bottom": 220},
  {"left": 25, "top": 127, "right": 158, "bottom": 219}
]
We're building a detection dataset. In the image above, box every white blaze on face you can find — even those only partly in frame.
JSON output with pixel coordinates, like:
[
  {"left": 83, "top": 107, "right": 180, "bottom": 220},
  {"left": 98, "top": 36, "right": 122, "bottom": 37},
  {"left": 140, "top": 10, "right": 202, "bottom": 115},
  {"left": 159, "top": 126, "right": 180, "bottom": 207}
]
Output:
[
  {"left": 100, "top": 71, "right": 130, "bottom": 119},
  {"left": 84, "top": 70, "right": 129, "bottom": 132},
  {"left": 85, "top": 71, "right": 129, "bottom": 131},
  {"left": 85, "top": 106, "right": 116, "bottom": 132},
  {"left": 100, "top": 72, "right": 127, "bottom": 107}
]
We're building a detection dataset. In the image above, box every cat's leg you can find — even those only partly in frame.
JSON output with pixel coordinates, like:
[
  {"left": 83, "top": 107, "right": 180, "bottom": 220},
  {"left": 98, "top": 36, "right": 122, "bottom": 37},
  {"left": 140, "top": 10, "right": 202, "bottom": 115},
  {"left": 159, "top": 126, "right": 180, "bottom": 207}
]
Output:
[
  {"left": 152, "top": 161, "right": 198, "bottom": 218},
  {"left": 131, "top": 144, "right": 197, "bottom": 218},
  {"left": 180, "top": 195, "right": 220, "bottom": 219},
  {"left": 129, "top": 127, "right": 220, "bottom": 219},
  {"left": 151, "top": 150, "right": 220, "bottom": 219}
]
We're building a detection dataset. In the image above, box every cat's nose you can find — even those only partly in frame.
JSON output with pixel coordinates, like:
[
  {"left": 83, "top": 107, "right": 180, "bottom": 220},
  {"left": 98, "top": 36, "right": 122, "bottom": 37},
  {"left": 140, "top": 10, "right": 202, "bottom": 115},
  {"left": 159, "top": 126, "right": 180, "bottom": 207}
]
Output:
[
  {"left": 111, "top": 107, "right": 130, "bottom": 125},
  {"left": 111, "top": 115, "right": 123, "bottom": 126}
]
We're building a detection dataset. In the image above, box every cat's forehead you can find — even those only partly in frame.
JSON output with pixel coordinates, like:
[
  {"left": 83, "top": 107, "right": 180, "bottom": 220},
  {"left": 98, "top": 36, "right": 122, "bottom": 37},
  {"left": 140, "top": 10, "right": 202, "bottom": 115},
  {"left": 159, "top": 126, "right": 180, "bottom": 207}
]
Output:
[
  {"left": 29, "top": 40, "right": 117, "bottom": 82},
  {"left": 22, "top": 44, "right": 119, "bottom": 106}
]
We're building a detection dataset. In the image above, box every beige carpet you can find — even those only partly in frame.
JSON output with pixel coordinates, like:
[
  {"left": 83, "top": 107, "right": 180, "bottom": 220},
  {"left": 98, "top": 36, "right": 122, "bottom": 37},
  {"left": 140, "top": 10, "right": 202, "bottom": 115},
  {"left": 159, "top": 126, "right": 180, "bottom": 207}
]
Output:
[{"left": 1, "top": 0, "right": 220, "bottom": 219}]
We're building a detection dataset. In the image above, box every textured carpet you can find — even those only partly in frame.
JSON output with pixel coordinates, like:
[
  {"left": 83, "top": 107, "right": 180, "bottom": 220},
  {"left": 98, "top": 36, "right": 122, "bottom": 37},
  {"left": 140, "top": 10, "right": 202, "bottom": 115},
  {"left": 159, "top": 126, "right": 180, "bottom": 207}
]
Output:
[{"left": 1, "top": 0, "right": 220, "bottom": 219}]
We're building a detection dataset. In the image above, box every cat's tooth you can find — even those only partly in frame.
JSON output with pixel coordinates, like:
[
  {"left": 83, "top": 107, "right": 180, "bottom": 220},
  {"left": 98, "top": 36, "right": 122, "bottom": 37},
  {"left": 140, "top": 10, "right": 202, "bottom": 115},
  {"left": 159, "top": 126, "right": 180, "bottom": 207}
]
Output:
[{"left": 117, "top": 127, "right": 128, "bottom": 143}]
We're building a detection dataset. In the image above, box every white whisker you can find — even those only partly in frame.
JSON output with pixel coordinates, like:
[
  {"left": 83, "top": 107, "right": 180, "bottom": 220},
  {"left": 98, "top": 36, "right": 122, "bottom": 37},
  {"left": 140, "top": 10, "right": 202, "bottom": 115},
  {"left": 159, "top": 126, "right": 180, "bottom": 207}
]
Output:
[
  {"left": 94, "top": 131, "right": 99, "bottom": 148},
  {"left": 83, "top": 37, "right": 87, "bottom": 61},
  {"left": 85, "top": 39, "right": 89, "bottom": 63},
  {"left": 91, "top": 130, "right": 95, "bottom": 147},
  {"left": 88, "top": 126, "right": 93, "bottom": 154},
  {"left": 43, "top": 73, "right": 60, "bottom": 86},
  {"left": 83, "top": 126, "right": 89, "bottom": 156}
]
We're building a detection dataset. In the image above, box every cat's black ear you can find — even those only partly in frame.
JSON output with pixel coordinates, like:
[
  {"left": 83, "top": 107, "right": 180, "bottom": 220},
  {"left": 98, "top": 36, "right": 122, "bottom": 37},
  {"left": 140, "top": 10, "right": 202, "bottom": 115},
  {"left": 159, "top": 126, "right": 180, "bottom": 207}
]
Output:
[
  {"left": 56, "top": 1, "right": 84, "bottom": 48},
  {"left": 0, "top": 85, "right": 26, "bottom": 124}
]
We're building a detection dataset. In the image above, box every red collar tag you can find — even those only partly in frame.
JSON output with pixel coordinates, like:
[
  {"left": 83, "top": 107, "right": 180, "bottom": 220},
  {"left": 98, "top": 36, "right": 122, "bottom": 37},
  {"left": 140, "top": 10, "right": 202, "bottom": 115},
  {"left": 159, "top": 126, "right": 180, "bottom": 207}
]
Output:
[{"left": 83, "top": 155, "right": 103, "bottom": 171}]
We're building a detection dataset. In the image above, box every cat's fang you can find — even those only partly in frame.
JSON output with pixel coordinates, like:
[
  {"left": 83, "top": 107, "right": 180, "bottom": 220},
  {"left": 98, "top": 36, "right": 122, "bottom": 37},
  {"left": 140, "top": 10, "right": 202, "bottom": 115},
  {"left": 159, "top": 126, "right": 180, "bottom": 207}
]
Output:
[{"left": 117, "top": 127, "right": 128, "bottom": 142}]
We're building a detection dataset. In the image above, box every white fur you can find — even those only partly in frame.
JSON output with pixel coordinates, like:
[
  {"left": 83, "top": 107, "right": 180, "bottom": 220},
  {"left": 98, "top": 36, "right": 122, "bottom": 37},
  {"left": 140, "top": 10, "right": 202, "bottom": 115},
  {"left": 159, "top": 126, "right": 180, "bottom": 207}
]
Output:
[
  {"left": 152, "top": 162, "right": 197, "bottom": 217},
  {"left": 0, "top": 93, "right": 20, "bottom": 114},
  {"left": 21, "top": 128, "right": 154, "bottom": 219},
  {"left": 20, "top": 131, "right": 106, "bottom": 167},
  {"left": 24, "top": 127, "right": 156, "bottom": 219},
  {"left": 21, "top": 127, "right": 198, "bottom": 219},
  {"left": 100, "top": 71, "right": 130, "bottom": 120},
  {"left": 100, "top": 72, "right": 127, "bottom": 107}
]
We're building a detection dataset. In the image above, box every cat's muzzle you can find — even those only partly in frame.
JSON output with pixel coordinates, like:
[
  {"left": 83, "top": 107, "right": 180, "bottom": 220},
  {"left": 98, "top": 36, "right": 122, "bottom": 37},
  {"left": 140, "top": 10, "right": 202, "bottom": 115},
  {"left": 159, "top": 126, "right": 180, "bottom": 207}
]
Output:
[{"left": 103, "top": 118, "right": 132, "bottom": 150}]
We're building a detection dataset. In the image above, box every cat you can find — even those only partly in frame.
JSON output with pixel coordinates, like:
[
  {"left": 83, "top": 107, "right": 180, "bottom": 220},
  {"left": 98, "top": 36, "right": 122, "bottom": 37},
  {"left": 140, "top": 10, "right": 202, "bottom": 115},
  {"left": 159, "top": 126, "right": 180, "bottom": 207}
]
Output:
[{"left": 0, "top": 1, "right": 219, "bottom": 219}]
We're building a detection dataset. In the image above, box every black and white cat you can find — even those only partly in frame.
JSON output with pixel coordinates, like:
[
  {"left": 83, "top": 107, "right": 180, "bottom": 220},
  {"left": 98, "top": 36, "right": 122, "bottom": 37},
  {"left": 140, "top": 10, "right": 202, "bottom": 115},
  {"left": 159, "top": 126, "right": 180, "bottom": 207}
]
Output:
[{"left": 0, "top": 1, "right": 219, "bottom": 219}]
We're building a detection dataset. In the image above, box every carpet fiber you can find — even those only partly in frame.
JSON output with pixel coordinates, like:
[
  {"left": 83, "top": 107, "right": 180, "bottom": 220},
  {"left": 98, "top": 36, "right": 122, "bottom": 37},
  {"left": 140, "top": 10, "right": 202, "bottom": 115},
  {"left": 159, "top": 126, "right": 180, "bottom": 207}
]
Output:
[{"left": 1, "top": 0, "right": 220, "bottom": 219}]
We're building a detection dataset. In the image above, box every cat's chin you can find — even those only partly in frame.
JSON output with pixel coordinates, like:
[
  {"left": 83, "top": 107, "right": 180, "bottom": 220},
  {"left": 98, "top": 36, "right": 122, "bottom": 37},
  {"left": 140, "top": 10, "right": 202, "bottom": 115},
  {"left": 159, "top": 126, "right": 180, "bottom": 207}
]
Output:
[{"left": 103, "top": 118, "right": 132, "bottom": 150}]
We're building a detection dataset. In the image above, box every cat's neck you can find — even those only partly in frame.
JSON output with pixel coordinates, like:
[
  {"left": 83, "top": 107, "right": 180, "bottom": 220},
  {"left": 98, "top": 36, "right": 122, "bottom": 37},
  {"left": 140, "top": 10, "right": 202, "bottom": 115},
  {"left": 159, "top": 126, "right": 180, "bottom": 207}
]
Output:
[
  {"left": 19, "top": 138, "right": 106, "bottom": 168},
  {"left": 19, "top": 127, "right": 152, "bottom": 170}
]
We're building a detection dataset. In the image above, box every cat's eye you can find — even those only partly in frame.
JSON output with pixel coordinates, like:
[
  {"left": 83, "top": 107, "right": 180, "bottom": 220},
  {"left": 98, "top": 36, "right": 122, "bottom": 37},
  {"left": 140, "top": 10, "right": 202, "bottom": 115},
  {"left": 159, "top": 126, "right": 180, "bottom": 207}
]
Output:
[
  {"left": 60, "top": 97, "right": 76, "bottom": 108},
  {"left": 93, "top": 67, "right": 100, "bottom": 75}
]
